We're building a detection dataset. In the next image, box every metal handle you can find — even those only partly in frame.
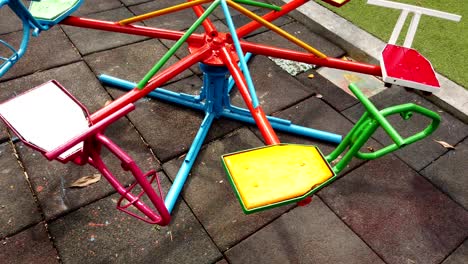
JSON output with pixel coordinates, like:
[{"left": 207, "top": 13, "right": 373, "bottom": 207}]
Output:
[
  {"left": 45, "top": 103, "right": 135, "bottom": 160},
  {"left": 326, "top": 84, "right": 440, "bottom": 173},
  {"left": 349, "top": 83, "right": 406, "bottom": 147},
  {"left": 356, "top": 103, "right": 440, "bottom": 160}
]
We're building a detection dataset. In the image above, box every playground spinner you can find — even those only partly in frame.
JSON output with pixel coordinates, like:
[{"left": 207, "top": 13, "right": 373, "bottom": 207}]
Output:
[{"left": 0, "top": 0, "right": 460, "bottom": 225}]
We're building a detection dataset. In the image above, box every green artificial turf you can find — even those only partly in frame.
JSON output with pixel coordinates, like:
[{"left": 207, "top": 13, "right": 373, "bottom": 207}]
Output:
[{"left": 319, "top": 0, "right": 467, "bottom": 89}]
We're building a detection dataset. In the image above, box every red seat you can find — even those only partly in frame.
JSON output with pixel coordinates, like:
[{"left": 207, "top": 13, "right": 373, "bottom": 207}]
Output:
[{"left": 381, "top": 44, "right": 440, "bottom": 93}]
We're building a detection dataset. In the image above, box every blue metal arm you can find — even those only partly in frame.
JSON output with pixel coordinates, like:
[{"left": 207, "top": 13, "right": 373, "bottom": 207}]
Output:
[{"left": 0, "top": 0, "right": 47, "bottom": 77}]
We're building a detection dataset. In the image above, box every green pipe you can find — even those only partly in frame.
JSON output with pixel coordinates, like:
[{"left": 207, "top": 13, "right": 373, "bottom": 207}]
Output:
[
  {"left": 348, "top": 83, "right": 405, "bottom": 147},
  {"left": 233, "top": 0, "right": 282, "bottom": 11},
  {"left": 327, "top": 84, "right": 441, "bottom": 173}
]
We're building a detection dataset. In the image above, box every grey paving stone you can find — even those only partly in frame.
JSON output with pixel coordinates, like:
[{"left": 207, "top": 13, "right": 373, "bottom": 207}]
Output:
[
  {"left": 230, "top": 55, "right": 312, "bottom": 115},
  {"left": 61, "top": 7, "right": 148, "bottom": 55},
  {"left": 320, "top": 155, "right": 468, "bottom": 264},
  {"left": 85, "top": 38, "right": 193, "bottom": 85},
  {"left": 0, "top": 27, "right": 81, "bottom": 81},
  {"left": 106, "top": 75, "right": 243, "bottom": 162},
  {"left": 342, "top": 88, "right": 468, "bottom": 171},
  {"left": 442, "top": 240, "right": 468, "bottom": 264},
  {"left": 0, "top": 143, "right": 42, "bottom": 238},
  {"left": 0, "top": 62, "right": 160, "bottom": 220},
  {"left": 0, "top": 223, "right": 59, "bottom": 264},
  {"left": 0, "top": 123, "right": 8, "bottom": 139},
  {"left": 225, "top": 197, "right": 384, "bottom": 264},
  {"left": 421, "top": 138, "right": 468, "bottom": 210},
  {"left": 247, "top": 22, "right": 345, "bottom": 58},
  {"left": 214, "top": 259, "right": 229, "bottom": 264},
  {"left": 163, "top": 128, "right": 294, "bottom": 251},
  {"left": 48, "top": 172, "right": 222, "bottom": 264},
  {"left": 129, "top": 0, "right": 199, "bottom": 31},
  {"left": 74, "top": 0, "right": 122, "bottom": 15},
  {"left": 295, "top": 69, "right": 359, "bottom": 111},
  {"left": 0, "top": 5, "right": 22, "bottom": 34}
]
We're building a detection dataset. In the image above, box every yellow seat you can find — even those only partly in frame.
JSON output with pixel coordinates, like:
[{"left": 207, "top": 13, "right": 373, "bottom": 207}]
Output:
[{"left": 222, "top": 144, "right": 334, "bottom": 213}]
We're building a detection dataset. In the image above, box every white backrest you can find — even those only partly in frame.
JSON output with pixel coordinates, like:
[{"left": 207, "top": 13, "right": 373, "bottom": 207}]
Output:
[
  {"left": 367, "top": 0, "right": 461, "bottom": 48},
  {"left": 0, "top": 81, "right": 89, "bottom": 158}
]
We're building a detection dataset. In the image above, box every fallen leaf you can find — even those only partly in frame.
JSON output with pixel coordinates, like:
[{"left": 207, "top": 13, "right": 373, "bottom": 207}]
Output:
[
  {"left": 104, "top": 100, "right": 112, "bottom": 106},
  {"left": 69, "top": 174, "right": 102, "bottom": 188},
  {"left": 366, "top": 146, "right": 375, "bottom": 152},
  {"left": 314, "top": 93, "right": 323, "bottom": 99},
  {"left": 433, "top": 140, "right": 455, "bottom": 150},
  {"left": 307, "top": 74, "right": 315, "bottom": 79}
]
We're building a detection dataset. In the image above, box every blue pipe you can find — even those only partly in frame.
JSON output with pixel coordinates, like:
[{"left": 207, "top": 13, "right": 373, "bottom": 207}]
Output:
[
  {"left": 164, "top": 112, "right": 216, "bottom": 213},
  {"left": 99, "top": 73, "right": 342, "bottom": 144},
  {"left": 99, "top": 74, "right": 205, "bottom": 111},
  {"left": 221, "top": 108, "right": 342, "bottom": 144}
]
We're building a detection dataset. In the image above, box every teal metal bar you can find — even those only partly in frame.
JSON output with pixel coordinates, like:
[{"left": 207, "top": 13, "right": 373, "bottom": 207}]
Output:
[{"left": 221, "top": 0, "right": 260, "bottom": 107}]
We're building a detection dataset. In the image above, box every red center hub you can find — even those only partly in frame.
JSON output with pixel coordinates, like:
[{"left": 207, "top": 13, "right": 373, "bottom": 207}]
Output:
[{"left": 188, "top": 32, "right": 239, "bottom": 66}]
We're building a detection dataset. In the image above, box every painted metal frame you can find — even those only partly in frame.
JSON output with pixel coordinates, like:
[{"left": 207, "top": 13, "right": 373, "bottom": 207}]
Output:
[
  {"left": 60, "top": 0, "right": 379, "bottom": 214},
  {"left": 0, "top": 0, "right": 442, "bottom": 223},
  {"left": 0, "top": 80, "right": 170, "bottom": 225},
  {"left": 0, "top": 0, "right": 83, "bottom": 77},
  {"left": 368, "top": 0, "right": 462, "bottom": 93},
  {"left": 222, "top": 83, "right": 440, "bottom": 213}
]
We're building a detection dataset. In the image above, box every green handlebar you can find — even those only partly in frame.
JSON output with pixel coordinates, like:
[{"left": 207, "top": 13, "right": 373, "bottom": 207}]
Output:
[
  {"left": 349, "top": 83, "right": 406, "bottom": 147},
  {"left": 355, "top": 103, "right": 440, "bottom": 160},
  {"left": 327, "top": 83, "right": 441, "bottom": 174}
]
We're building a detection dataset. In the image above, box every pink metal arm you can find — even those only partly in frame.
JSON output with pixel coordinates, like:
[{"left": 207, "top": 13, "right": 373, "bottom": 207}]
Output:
[
  {"left": 43, "top": 101, "right": 170, "bottom": 225},
  {"left": 44, "top": 103, "right": 136, "bottom": 160},
  {"left": 89, "top": 134, "right": 170, "bottom": 225}
]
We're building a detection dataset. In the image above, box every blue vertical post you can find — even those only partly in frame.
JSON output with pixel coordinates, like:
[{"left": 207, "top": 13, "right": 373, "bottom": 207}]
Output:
[{"left": 164, "top": 64, "right": 229, "bottom": 213}]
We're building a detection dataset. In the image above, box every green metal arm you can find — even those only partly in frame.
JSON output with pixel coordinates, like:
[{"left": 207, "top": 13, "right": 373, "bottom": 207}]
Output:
[
  {"left": 326, "top": 83, "right": 440, "bottom": 174},
  {"left": 349, "top": 83, "right": 406, "bottom": 147},
  {"left": 355, "top": 103, "right": 440, "bottom": 160}
]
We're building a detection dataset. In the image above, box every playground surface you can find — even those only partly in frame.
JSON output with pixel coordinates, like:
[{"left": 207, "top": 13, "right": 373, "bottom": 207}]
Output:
[{"left": 0, "top": 1, "right": 467, "bottom": 263}]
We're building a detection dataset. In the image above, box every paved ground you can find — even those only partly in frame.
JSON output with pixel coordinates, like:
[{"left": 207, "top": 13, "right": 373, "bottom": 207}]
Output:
[{"left": 0, "top": 1, "right": 467, "bottom": 264}]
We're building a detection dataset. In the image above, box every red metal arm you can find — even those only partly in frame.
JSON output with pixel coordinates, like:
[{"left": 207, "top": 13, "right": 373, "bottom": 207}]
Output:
[
  {"left": 189, "top": 0, "right": 218, "bottom": 36},
  {"left": 90, "top": 45, "right": 213, "bottom": 123},
  {"left": 61, "top": 16, "right": 206, "bottom": 44},
  {"left": 219, "top": 46, "right": 280, "bottom": 145},
  {"left": 241, "top": 40, "right": 382, "bottom": 76}
]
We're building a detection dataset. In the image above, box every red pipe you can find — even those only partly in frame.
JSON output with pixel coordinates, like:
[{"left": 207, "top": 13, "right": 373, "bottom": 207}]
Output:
[
  {"left": 241, "top": 41, "right": 382, "bottom": 76},
  {"left": 90, "top": 45, "right": 213, "bottom": 123},
  {"left": 236, "top": 0, "right": 309, "bottom": 38},
  {"left": 61, "top": 16, "right": 206, "bottom": 44},
  {"left": 220, "top": 47, "right": 280, "bottom": 145},
  {"left": 190, "top": 0, "right": 218, "bottom": 37}
]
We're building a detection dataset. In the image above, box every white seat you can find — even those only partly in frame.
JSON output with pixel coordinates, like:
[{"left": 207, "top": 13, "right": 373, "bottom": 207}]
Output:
[{"left": 0, "top": 80, "right": 89, "bottom": 159}]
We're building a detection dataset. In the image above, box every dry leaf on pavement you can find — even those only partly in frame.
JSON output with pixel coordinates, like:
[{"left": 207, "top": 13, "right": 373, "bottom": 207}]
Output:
[
  {"left": 433, "top": 140, "right": 455, "bottom": 150},
  {"left": 69, "top": 174, "right": 102, "bottom": 188}
]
